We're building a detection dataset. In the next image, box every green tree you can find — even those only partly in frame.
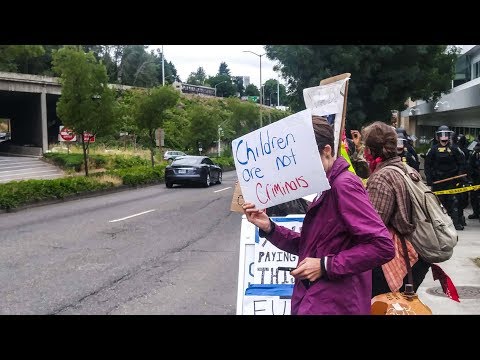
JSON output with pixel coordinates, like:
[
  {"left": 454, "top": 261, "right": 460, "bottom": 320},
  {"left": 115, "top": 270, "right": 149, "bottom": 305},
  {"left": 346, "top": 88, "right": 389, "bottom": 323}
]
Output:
[
  {"left": 244, "top": 84, "right": 260, "bottom": 97},
  {"left": 186, "top": 66, "right": 207, "bottom": 85},
  {"left": 134, "top": 86, "right": 180, "bottom": 166},
  {"left": 218, "top": 62, "right": 231, "bottom": 76},
  {"left": 118, "top": 45, "right": 158, "bottom": 87},
  {"left": 233, "top": 76, "right": 245, "bottom": 97},
  {"left": 0, "top": 45, "right": 45, "bottom": 73},
  {"left": 263, "top": 79, "right": 287, "bottom": 107},
  {"left": 225, "top": 97, "right": 260, "bottom": 135},
  {"left": 53, "top": 46, "right": 117, "bottom": 176},
  {"left": 187, "top": 103, "right": 224, "bottom": 154},
  {"left": 265, "top": 45, "right": 460, "bottom": 129}
]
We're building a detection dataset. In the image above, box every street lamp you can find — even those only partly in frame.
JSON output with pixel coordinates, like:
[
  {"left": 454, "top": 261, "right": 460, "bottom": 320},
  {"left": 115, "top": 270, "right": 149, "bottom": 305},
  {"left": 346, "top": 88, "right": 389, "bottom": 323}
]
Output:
[
  {"left": 243, "top": 50, "right": 265, "bottom": 127},
  {"left": 214, "top": 80, "right": 227, "bottom": 97},
  {"left": 162, "top": 45, "right": 165, "bottom": 86}
]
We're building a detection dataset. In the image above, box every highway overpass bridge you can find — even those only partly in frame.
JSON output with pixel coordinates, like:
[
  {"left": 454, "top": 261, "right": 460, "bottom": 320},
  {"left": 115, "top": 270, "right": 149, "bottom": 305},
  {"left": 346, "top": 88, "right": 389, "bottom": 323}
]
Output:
[{"left": 0, "top": 72, "right": 130, "bottom": 156}]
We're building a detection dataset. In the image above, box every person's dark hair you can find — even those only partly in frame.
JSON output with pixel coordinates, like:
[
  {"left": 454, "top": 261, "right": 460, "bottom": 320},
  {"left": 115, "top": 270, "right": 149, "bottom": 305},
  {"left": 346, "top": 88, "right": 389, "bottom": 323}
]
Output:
[
  {"left": 312, "top": 115, "right": 335, "bottom": 157},
  {"left": 362, "top": 121, "right": 397, "bottom": 160}
]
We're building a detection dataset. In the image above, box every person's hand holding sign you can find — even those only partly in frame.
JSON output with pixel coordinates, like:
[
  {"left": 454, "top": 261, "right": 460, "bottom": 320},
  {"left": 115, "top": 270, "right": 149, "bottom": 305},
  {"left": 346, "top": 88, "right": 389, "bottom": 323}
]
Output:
[{"left": 242, "top": 202, "right": 272, "bottom": 234}]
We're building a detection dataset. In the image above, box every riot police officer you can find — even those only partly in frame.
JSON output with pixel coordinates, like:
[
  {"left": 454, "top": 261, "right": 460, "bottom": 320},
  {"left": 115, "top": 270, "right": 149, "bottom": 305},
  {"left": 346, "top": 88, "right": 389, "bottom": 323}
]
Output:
[
  {"left": 425, "top": 125, "right": 466, "bottom": 230},
  {"left": 396, "top": 127, "right": 420, "bottom": 165},
  {"left": 397, "top": 133, "right": 420, "bottom": 171},
  {"left": 468, "top": 141, "right": 480, "bottom": 220}
]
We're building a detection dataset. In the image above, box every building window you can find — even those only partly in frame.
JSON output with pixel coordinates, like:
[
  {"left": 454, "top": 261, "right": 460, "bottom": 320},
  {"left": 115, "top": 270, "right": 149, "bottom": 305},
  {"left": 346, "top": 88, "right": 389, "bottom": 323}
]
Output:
[{"left": 473, "top": 61, "right": 480, "bottom": 79}]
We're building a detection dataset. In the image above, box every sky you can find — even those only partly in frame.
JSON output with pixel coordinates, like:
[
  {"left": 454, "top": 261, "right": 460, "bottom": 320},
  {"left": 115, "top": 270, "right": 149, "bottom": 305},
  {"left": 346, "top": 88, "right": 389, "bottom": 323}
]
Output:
[{"left": 148, "top": 45, "right": 281, "bottom": 89}]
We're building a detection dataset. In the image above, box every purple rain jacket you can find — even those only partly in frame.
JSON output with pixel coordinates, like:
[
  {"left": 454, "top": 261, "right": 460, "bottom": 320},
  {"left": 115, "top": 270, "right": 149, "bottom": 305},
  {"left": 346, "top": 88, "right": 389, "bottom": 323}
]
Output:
[{"left": 263, "top": 157, "right": 394, "bottom": 315}]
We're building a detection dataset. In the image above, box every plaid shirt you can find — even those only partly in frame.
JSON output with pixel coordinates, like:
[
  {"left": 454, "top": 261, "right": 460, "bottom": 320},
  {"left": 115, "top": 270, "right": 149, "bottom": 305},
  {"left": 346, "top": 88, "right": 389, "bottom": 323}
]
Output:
[
  {"left": 366, "top": 157, "right": 416, "bottom": 236},
  {"left": 367, "top": 157, "right": 419, "bottom": 292}
]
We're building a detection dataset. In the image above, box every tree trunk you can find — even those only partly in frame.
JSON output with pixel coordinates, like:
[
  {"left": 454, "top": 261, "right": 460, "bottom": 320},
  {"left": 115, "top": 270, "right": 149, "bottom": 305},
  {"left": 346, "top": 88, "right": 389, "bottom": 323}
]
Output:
[{"left": 82, "top": 136, "right": 89, "bottom": 177}]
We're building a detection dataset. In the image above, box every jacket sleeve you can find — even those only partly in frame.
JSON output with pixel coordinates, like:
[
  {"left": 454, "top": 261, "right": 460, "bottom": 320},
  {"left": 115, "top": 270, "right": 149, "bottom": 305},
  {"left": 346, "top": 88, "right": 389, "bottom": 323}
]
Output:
[
  {"left": 263, "top": 222, "right": 302, "bottom": 256},
  {"left": 324, "top": 174, "right": 395, "bottom": 280}
]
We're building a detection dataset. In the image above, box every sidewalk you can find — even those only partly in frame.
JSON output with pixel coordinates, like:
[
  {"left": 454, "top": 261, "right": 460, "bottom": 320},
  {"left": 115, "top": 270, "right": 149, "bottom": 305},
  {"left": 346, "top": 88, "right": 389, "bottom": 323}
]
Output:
[{"left": 416, "top": 207, "right": 480, "bottom": 314}]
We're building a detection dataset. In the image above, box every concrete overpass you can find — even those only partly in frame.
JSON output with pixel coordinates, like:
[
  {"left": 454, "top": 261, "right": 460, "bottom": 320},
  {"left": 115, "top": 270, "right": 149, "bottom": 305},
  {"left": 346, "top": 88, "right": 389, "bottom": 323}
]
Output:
[
  {"left": 0, "top": 72, "right": 62, "bottom": 156},
  {"left": 0, "top": 72, "right": 131, "bottom": 156}
]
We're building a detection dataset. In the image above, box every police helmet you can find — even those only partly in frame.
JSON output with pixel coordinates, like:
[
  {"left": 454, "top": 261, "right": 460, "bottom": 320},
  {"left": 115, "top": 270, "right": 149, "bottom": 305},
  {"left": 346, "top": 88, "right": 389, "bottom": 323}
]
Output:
[
  {"left": 436, "top": 125, "right": 453, "bottom": 141},
  {"left": 396, "top": 133, "right": 407, "bottom": 148}
]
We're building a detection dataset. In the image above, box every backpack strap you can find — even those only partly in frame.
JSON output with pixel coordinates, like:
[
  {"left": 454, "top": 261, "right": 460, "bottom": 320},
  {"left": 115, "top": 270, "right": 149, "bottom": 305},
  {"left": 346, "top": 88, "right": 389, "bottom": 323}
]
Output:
[{"left": 381, "top": 164, "right": 416, "bottom": 293}]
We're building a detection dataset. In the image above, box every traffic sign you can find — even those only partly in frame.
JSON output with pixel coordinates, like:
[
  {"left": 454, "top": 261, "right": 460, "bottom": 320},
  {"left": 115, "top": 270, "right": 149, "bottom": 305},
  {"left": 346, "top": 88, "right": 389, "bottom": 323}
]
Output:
[
  {"left": 83, "top": 132, "right": 95, "bottom": 143},
  {"left": 247, "top": 96, "right": 259, "bottom": 103},
  {"left": 58, "top": 126, "right": 76, "bottom": 142}
]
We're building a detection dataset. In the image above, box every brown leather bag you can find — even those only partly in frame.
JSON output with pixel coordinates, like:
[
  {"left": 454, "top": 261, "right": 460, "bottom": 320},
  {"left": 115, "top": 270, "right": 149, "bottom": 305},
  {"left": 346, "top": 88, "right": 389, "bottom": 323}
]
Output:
[{"left": 371, "top": 233, "right": 432, "bottom": 315}]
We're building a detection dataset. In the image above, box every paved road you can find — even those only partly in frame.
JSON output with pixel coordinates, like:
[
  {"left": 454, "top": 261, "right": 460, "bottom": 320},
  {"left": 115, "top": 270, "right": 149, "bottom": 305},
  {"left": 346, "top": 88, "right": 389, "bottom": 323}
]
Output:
[{"left": 0, "top": 170, "right": 243, "bottom": 314}]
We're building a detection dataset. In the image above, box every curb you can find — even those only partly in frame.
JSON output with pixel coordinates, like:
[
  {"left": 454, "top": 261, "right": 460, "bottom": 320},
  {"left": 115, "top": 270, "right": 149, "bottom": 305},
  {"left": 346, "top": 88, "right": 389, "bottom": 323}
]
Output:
[{"left": 0, "top": 181, "right": 164, "bottom": 214}]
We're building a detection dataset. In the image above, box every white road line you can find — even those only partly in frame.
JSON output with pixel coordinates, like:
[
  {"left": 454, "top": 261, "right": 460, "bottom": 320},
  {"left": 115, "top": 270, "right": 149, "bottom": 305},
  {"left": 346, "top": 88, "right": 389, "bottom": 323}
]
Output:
[
  {"left": 214, "top": 186, "right": 232, "bottom": 193},
  {"left": 109, "top": 209, "right": 156, "bottom": 223}
]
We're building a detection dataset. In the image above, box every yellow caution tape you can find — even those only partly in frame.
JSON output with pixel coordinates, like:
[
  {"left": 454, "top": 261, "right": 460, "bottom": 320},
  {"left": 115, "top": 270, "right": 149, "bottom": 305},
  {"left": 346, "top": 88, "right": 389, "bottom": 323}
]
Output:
[{"left": 433, "top": 184, "right": 480, "bottom": 195}]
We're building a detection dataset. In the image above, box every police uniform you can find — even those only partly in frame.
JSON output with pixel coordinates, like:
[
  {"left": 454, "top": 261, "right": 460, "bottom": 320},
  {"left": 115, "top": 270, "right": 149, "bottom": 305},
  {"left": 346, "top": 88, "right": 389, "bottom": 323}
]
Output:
[
  {"left": 468, "top": 145, "right": 480, "bottom": 220},
  {"left": 425, "top": 141, "right": 466, "bottom": 230}
]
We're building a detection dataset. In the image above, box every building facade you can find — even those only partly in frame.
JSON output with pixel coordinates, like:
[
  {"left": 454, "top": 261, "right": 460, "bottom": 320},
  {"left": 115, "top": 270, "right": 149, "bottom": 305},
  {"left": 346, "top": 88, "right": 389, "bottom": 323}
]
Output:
[{"left": 400, "top": 45, "right": 480, "bottom": 145}]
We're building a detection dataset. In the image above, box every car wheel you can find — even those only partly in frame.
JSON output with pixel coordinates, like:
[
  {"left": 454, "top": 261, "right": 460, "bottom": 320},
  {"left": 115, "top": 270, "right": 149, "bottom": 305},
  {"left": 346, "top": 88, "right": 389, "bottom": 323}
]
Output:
[
  {"left": 166, "top": 181, "right": 173, "bottom": 188},
  {"left": 204, "top": 173, "right": 211, "bottom": 187},
  {"left": 216, "top": 171, "right": 222, "bottom": 184}
]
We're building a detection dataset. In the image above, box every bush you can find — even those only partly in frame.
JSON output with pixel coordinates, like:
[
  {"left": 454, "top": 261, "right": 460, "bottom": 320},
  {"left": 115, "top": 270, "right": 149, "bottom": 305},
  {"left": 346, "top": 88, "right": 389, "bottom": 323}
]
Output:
[
  {"left": 44, "top": 153, "right": 149, "bottom": 171},
  {"left": 0, "top": 177, "right": 114, "bottom": 210},
  {"left": 109, "top": 164, "right": 167, "bottom": 186},
  {"left": 213, "top": 156, "right": 235, "bottom": 171},
  {"left": 44, "top": 153, "right": 107, "bottom": 171}
]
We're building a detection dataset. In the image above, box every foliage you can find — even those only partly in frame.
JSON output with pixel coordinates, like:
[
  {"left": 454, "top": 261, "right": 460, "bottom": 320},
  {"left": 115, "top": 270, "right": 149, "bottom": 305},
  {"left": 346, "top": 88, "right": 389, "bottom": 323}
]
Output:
[
  {"left": 134, "top": 85, "right": 180, "bottom": 166},
  {"left": 108, "top": 164, "right": 167, "bottom": 186},
  {"left": 0, "top": 177, "right": 113, "bottom": 210},
  {"left": 52, "top": 46, "right": 117, "bottom": 176},
  {"left": 212, "top": 156, "right": 235, "bottom": 170},
  {"left": 187, "top": 67, "right": 207, "bottom": 85},
  {"left": 245, "top": 84, "right": 260, "bottom": 97},
  {"left": 0, "top": 45, "right": 46, "bottom": 73},
  {"left": 265, "top": 45, "right": 460, "bottom": 130},
  {"left": 263, "top": 79, "right": 287, "bottom": 107}
]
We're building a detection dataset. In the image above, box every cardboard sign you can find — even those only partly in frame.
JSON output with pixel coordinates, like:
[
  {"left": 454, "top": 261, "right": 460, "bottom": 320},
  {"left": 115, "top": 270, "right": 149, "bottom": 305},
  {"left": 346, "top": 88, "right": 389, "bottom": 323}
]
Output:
[
  {"left": 236, "top": 215, "right": 305, "bottom": 315},
  {"left": 230, "top": 181, "right": 245, "bottom": 213},
  {"left": 303, "top": 75, "right": 350, "bottom": 156},
  {"left": 232, "top": 109, "right": 330, "bottom": 210}
]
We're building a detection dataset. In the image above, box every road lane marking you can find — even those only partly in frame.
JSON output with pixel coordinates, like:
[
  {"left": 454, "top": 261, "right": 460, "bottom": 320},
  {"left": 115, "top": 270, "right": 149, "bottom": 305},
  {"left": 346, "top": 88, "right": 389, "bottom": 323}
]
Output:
[
  {"left": 214, "top": 187, "right": 232, "bottom": 193},
  {"left": 109, "top": 209, "right": 156, "bottom": 223}
]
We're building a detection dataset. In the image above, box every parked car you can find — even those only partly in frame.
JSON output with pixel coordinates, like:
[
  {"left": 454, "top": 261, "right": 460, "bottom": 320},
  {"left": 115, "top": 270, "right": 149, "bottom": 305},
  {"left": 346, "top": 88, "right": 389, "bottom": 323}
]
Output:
[
  {"left": 163, "top": 150, "right": 187, "bottom": 161},
  {"left": 164, "top": 155, "right": 222, "bottom": 188}
]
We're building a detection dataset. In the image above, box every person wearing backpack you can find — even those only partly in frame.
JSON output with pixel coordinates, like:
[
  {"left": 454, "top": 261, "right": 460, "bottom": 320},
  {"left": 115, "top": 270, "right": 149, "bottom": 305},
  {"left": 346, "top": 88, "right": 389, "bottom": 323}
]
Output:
[
  {"left": 362, "top": 121, "right": 431, "bottom": 297},
  {"left": 424, "top": 125, "right": 466, "bottom": 231}
]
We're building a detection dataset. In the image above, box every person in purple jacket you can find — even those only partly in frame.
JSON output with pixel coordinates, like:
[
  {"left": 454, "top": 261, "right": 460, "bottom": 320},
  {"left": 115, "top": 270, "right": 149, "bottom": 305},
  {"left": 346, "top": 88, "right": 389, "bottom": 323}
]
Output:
[{"left": 242, "top": 116, "right": 395, "bottom": 315}]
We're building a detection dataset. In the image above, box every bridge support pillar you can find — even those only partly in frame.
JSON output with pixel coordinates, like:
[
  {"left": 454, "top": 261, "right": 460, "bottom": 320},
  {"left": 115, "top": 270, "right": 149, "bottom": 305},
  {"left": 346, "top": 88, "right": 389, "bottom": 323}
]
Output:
[{"left": 40, "top": 90, "right": 48, "bottom": 154}]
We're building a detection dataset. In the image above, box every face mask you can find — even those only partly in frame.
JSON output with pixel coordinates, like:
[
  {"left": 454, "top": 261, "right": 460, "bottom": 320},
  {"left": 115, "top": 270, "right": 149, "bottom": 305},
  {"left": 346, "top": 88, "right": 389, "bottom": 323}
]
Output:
[{"left": 364, "top": 148, "right": 382, "bottom": 173}]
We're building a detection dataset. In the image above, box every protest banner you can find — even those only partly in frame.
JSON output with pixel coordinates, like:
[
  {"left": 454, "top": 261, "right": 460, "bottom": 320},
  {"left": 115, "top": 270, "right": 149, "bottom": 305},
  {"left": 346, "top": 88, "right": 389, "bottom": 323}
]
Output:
[
  {"left": 303, "top": 73, "right": 351, "bottom": 156},
  {"left": 236, "top": 215, "right": 305, "bottom": 315},
  {"left": 231, "top": 109, "right": 330, "bottom": 210}
]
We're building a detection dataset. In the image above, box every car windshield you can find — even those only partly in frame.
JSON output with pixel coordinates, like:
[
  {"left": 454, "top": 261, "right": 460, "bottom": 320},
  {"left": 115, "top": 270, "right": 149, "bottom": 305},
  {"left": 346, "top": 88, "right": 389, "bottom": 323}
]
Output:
[{"left": 172, "top": 157, "right": 201, "bottom": 166}]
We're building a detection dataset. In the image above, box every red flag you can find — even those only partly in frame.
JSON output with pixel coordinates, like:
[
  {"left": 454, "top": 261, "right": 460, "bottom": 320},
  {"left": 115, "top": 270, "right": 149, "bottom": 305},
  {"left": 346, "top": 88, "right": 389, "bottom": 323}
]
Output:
[{"left": 431, "top": 264, "right": 460, "bottom": 302}]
